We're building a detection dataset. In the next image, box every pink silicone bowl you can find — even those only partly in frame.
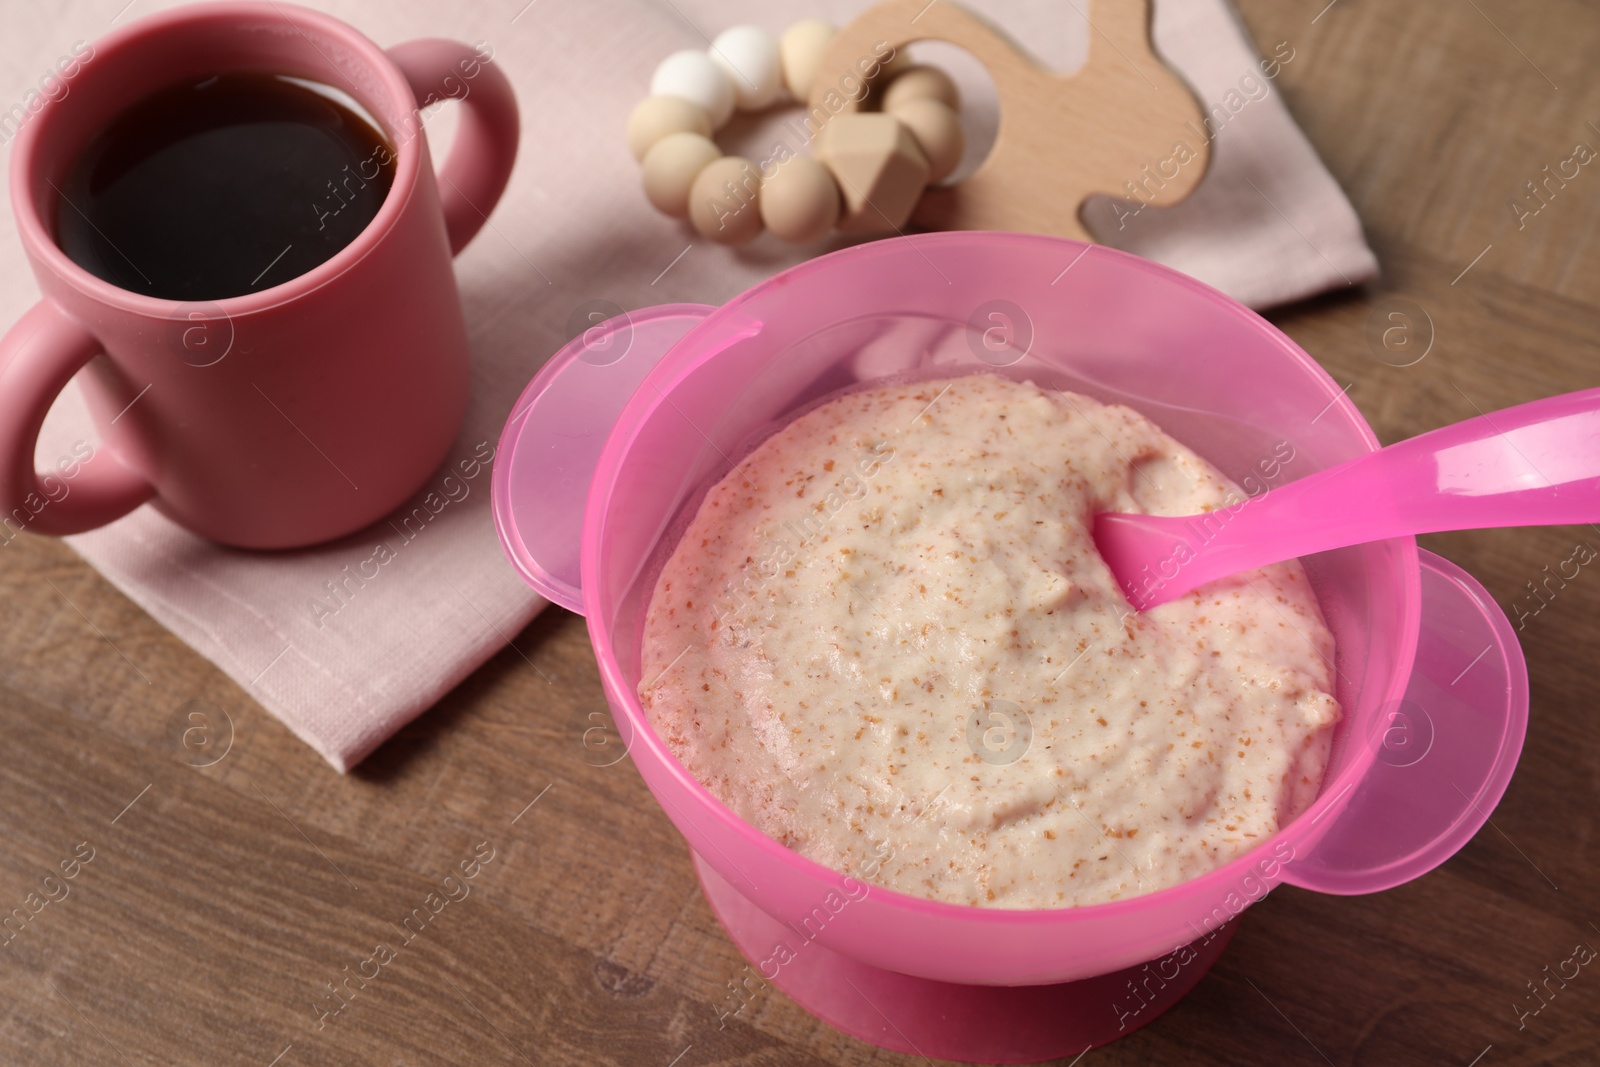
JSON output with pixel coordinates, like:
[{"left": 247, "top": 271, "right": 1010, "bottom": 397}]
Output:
[{"left": 492, "top": 233, "right": 1527, "bottom": 1062}]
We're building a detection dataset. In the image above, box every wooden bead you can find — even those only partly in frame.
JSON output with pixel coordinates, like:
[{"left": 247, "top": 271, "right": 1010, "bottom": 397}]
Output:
[
  {"left": 626, "top": 96, "right": 712, "bottom": 162},
  {"left": 759, "top": 155, "right": 840, "bottom": 243},
  {"left": 688, "top": 156, "right": 764, "bottom": 244},
  {"left": 710, "top": 26, "right": 783, "bottom": 111},
  {"left": 888, "top": 97, "right": 964, "bottom": 183},
  {"left": 651, "top": 50, "right": 736, "bottom": 128},
  {"left": 641, "top": 132, "right": 722, "bottom": 218},
  {"left": 882, "top": 65, "right": 960, "bottom": 112},
  {"left": 815, "top": 112, "right": 929, "bottom": 233},
  {"left": 873, "top": 48, "right": 913, "bottom": 84},
  {"left": 779, "top": 19, "right": 836, "bottom": 100}
]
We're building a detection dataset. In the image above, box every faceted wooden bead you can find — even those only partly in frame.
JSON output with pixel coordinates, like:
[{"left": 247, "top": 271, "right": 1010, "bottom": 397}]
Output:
[
  {"left": 759, "top": 154, "right": 840, "bottom": 242},
  {"left": 688, "top": 156, "right": 764, "bottom": 244},
  {"left": 626, "top": 96, "right": 712, "bottom": 161},
  {"left": 641, "top": 132, "right": 721, "bottom": 218},
  {"left": 814, "top": 113, "right": 930, "bottom": 233},
  {"left": 888, "top": 97, "right": 964, "bottom": 183},
  {"left": 882, "top": 65, "right": 961, "bottom": 112}
]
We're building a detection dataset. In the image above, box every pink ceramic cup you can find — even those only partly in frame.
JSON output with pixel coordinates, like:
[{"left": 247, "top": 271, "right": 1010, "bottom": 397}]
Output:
[{"left": 0, "top": 2, "right": 518, "bottom": 549}]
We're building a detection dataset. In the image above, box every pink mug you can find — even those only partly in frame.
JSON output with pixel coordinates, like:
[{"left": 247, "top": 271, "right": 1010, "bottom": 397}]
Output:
[{"left": 0, "top": 2, "right": 518, "bottom": 548}]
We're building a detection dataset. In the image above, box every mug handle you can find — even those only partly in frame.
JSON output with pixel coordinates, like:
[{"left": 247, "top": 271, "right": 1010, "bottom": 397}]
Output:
[
  {"left": 0, "top": 299, "right": 155, "bottom": 537},
  {"left": 387, "top": 39, "right": 520, "bottom": 256}
]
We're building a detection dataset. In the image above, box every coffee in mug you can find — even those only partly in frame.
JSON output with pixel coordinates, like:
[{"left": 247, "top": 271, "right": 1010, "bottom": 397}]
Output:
[{"left": 55, "top": 73, "right": 397, "bottom": 301}]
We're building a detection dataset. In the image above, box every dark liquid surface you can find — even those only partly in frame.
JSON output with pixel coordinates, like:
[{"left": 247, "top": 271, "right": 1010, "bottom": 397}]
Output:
[{"left": 55, "top": 73, "right": 395, "bottom": 301}]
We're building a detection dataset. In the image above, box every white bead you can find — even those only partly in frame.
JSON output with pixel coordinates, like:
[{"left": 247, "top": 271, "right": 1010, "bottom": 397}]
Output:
[
  {"left": 651, "top": 50, "right": 736, "bottom": 128},
  {"left": 709, "top": 26, "right": 783, "bottom": 111}
]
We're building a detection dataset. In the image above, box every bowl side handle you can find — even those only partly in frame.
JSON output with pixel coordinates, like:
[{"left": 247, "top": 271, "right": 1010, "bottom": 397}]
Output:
[
  {"left": 1280, "top": 549, "right": 1529, "bottom": 895},
  {"left": 490, "top": 304, "right": 715, "bottom": 614}
]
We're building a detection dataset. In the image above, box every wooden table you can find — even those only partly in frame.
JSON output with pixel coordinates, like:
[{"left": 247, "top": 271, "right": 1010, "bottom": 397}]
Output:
[{"left": 3, "top": 1, "right": 1598, "bottom": 1063}]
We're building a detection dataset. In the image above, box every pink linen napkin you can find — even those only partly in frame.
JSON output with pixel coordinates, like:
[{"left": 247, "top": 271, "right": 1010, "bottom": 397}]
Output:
[{"left": 7, "top": 0, "right": 1376, "bottom": 771}]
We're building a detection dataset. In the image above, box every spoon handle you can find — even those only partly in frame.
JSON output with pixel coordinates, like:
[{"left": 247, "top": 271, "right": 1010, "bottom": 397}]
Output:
[{"left": 1109, "top": 386, "right": 1600, "bottom": 604}]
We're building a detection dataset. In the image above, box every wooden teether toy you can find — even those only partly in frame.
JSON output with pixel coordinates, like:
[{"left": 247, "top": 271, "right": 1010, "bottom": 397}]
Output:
[
  {"left": 629, "top": 1, "right": 1207, "bottom": 246},
  {"left": 630, "top": 19, "right": 969, "bottom": 244},
  {"left": 807, "top": 0, "right": 1209, "bottom": 242}
]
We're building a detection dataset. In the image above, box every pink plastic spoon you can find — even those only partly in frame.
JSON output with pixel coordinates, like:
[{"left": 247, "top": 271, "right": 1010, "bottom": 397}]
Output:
[{"left": 1095, "top": 386, "right": 1600, "bottom": 610}]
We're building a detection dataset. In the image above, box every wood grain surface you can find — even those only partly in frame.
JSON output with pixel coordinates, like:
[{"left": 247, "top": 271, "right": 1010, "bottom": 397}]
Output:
[{"left": 4, "top": 1, "right": 1600, "bottom": 1064}]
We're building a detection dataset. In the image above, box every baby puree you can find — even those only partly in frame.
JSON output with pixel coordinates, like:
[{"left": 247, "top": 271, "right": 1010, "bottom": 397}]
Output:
[{"left": 639, "top": 374, "right": 1338, "bottom": 908}]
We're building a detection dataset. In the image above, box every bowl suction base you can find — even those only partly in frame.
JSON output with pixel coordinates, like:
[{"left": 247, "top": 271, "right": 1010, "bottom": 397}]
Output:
[{"left": 693, "top": 853, "right": 1236, "bottom": 1064}]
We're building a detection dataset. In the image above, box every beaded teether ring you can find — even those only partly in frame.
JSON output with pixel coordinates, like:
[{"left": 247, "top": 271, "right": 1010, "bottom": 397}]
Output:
[{"left": 628, "top": 20, "right": 965, "bottom": 245}]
